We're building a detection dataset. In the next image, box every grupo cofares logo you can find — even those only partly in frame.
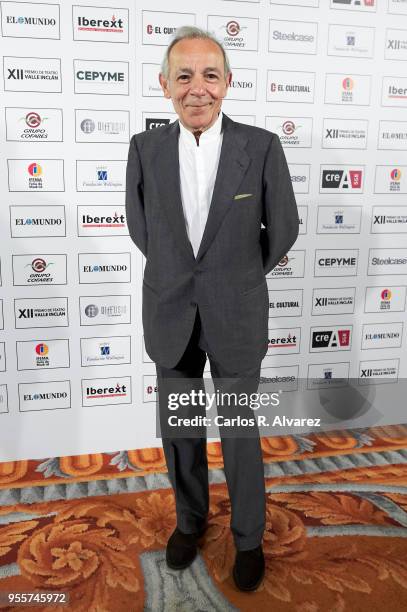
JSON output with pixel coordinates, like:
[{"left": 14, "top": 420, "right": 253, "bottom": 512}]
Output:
[
  {"left": 5, "top": 107, "right": 63, "bottom": 141},
  {"left": 207, "top": 15, "right": 259, "bottom": 51},
  {"left": 268, "top": 250, "right": 306, "bottom": 279},
  {"left": 12, "top": 254, "right": 67, "bottom": 285},
  {"left": 265, "top": 117, "right": 313, "bottom": 148}
]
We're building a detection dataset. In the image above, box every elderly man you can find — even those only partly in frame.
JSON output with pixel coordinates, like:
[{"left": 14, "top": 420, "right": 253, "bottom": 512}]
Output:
[{"left": 126, "top": 26, "right": 299, "bottom": 591}]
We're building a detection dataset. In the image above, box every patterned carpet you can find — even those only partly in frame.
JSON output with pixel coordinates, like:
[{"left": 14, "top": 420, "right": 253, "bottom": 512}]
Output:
[{"left": 1, "top": 426, "right": 407, "bottom": 611}]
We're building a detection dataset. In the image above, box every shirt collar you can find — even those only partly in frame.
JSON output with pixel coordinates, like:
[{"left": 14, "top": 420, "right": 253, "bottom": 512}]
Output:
[{"left": 179, "top": 111, "right": 223, "bottom": 148}]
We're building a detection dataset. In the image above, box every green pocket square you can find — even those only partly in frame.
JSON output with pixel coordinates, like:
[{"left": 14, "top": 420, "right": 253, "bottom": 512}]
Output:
[{"left": 234, "top": 193, "right": 253, "bottom": 200}]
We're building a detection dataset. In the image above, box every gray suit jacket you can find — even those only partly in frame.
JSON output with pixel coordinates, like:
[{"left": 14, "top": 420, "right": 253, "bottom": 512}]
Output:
[{"left": 125, "top": 114, "right": 299, "bottom": 372}]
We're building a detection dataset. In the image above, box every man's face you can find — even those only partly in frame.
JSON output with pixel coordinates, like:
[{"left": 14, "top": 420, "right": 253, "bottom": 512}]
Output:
[{"left": 159, "top": 37, "right": 231, "bottom": 132}]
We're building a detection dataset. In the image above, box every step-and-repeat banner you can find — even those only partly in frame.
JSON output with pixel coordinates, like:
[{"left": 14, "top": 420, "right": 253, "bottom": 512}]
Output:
[{"left": 1, "top": 0, "right": 407, "bottom": 461}]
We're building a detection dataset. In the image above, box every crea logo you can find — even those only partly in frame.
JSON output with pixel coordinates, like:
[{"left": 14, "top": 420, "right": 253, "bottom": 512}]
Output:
[
  {"left": 28, "top": 162, "right": 42, "bottom": 176},
  {"left": 35, "top": 343, "right": 49, "bottom": 356}
]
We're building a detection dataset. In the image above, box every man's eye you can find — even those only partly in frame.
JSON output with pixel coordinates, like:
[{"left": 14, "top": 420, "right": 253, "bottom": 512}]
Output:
[
  {"left": 178, "top": 75, "right": 189, "bottom": 81},
  {"left": 206, "top": 74, "right": 218, "bottom": 79}
]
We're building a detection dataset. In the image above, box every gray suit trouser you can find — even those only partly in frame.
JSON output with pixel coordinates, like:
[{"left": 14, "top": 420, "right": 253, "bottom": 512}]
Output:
[{"left": 155, "top": 308, "right": 266, "bottom": 551}]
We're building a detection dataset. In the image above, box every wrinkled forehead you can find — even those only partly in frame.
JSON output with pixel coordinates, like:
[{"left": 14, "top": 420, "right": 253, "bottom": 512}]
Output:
[{"left": 168, "top": 38, "right": 226, "bottom": 75}]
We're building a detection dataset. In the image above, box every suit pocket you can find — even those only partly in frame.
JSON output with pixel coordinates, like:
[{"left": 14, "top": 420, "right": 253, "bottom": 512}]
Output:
[
  {"left": 143, "top": 279, "right": 159, "bottom": 297},
  {"left": 242, "top": 280, "right": 266, "bottom": 297}
]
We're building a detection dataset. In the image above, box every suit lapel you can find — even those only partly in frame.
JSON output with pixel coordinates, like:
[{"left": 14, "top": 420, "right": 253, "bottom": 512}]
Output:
[
  {"left": 153, "top": 114, "right": 251, "bottom": 263},
  {"left": 154, "top": 121, "right": 195, "bottom": 261},
  {"left": 195, "top": 115, "right": 251, "bottom": 262}
]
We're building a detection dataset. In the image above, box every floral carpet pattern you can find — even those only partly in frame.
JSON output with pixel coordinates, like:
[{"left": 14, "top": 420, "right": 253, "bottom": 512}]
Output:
[{"left": 1, "top": 427, "right": 407, "bottom": 611}]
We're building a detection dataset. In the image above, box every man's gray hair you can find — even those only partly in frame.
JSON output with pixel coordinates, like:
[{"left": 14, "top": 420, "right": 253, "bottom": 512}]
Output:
[{"left": 160, "top": 25, "right": 231, "bottom": 79}]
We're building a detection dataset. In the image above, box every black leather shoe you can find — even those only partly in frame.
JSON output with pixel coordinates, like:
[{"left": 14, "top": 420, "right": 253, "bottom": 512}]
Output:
[
  {"left": 166, "top": 525, "right": 207, "bottom": 570},
  {"left": 233, "top": 545, "right": 265, "bottom": 591}
]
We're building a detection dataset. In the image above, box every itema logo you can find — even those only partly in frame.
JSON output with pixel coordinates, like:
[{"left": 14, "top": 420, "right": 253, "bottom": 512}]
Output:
[
  {"left": 86, "top": 382, "right": 127, "bottom": 399},
  {"left": 35, "top": 342, "right": 49, "bottom": 366},
  {"left": 28, "top": 162, "right": 42, "bottom": 176},
  {"left": 35, "top": 343, "right": 48, "bottom": 356},
  {"left": 391, "top": 168, "right": 401, "bottom": 181},
  {"left": 77, "top": 14, "right": 124, "bottom": 33}
]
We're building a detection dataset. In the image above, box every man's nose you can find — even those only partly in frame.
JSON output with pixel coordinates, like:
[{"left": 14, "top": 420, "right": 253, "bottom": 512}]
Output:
[{"left": 189, "top": 76, "right": 206, "bottom": 96}]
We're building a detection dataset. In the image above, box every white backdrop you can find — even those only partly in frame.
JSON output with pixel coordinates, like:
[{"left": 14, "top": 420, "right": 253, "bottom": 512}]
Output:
[{"left": 1, "top": 0, "right": 407, "bottom": 462}]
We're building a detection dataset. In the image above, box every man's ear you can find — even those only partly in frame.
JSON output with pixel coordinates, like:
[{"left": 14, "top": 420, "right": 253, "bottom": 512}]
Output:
[
  {"left": 159, "top": 73, "right": 171, "bottom": 99},
  {"left": 226, "top": 71, "right": 232, "bottom": 88}
]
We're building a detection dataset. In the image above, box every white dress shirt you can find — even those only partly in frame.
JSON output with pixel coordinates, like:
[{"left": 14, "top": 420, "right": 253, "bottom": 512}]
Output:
[{"left": 178, "top": 112, "right": 223, "bottom": 257}]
